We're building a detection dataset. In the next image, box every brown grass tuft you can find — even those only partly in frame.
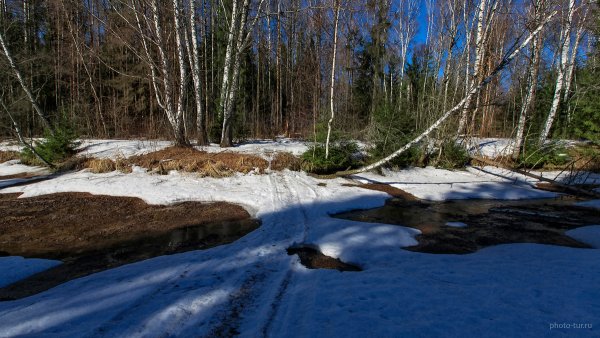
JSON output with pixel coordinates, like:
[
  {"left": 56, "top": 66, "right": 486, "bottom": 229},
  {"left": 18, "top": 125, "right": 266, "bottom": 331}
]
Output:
[
  {"left": 0, "top": 151, "right": 20, "bottom": 163},
  {"left": 128, "top": 147, "right": 269, "bottom": 175},
  {"left": 200, "top": 161, "right": 234, "bottom": 178},
  {"left": 271, "top": 152, "right": 302, "bottom": 171},
  {"left": 77, "top": 157, "right": 132, "bottom": 174},
  {"left": 85, "top": 158, "right": 117, "bottom": 173}
]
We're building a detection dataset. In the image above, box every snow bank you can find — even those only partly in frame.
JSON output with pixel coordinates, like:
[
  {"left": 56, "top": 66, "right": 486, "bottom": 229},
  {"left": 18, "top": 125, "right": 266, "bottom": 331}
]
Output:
[
  {"left": 77, "top": 138, "right": 309, "bottom": 161},
  {"left": 566, "top": 226, "right": 600, "bottom": 249},
  {"left": 0, "top": 257, "right": 61, "bottom": 288},
  {"left": 0, "top": 160, "right": 48, "bottom": 177},
  {"left": 353, "top": 166, "right": 556, "bottom": 201},
  {"left": 0, "top": 141, "right": 23, "bottom": 153},
  {"left": 468, "top": 138, "right": 515, "bottom": 158}
]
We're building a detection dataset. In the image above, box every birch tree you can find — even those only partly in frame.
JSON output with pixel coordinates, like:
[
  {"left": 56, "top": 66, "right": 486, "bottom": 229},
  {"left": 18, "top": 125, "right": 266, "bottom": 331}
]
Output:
[
  {"left": 0, "top": 28, "right": 54, "bottom": 134},
  {"left": 131, "top": 0, "right": 187, "bottom": 145},
  {"left": 220, "top": 0, "right": 265, "bottom": 147},
  {"left": 337, "top": 9, "right": 557, "bottom": 176},
  {"left": 186, "top": 0, "right": 209, "bottom": 145},
  {"left": 539, "top": 0, "right": 576, "bottom": 144},
  {"left": 325, "top": 0, "right": 341, "bottom": 159},
  {"left": 513, "top": 0, "right": 547, "bottom": 159},
  {"left": 393, "top": 0, "right": 418, "bottom": 111},
  {"left": 458, "top": 0, "right": 499, "bottom": 136}
]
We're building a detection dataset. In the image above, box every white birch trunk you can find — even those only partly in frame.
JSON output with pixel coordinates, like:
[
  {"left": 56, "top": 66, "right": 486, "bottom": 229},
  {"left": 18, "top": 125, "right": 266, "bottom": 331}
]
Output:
[
  {"left": 150, "top": 0, "right": 183, "bottom": 144},
  {"left": 539, "top": 0, "right": 575, "bottom": 144},
  {"left": 513, "top": 31, "right": 542, "bottom": 158},
  {"left": 563, "top": 5, "right": 588, "bottom": 123},
  {"left": 220, "top": 0, "right": 250, "bottom": 147},
  {"left": 0, "top": 29, "right": 53, "bottom": 133},
  {"left": 219, "top": 0, "right": 240, "bottom": 121},
  {"left": 325, "top": 0, "right": 341, "bottom": 160},
  {"left": 458, "top": 0, "right": 474, "bottom": 135},
  {"left": 173, "top": 0, "right": 188, "bottom": 144},
  {"left": 187, "top": 0, "right": 208, "bottom": 144}
]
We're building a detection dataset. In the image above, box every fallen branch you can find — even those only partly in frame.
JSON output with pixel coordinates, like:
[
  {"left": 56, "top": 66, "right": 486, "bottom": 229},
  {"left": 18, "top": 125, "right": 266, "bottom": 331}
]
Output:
[{"left": 334, "top": 10, "right": 557, "bottom": 177}]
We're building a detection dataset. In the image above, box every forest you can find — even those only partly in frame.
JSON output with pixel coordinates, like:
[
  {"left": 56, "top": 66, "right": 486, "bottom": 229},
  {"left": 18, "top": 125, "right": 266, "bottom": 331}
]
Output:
[{"left": 0, "top": 0, "right": 598, "bottom": 166}]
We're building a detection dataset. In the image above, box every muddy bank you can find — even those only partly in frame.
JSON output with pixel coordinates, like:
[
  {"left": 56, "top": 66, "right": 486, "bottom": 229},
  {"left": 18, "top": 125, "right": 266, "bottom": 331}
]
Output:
[
  {"left": 0, "top": 193, "right": 259, "bottom": 300},
  {"left": 335, "top": 196, "right": 600, "bottom": 254}
]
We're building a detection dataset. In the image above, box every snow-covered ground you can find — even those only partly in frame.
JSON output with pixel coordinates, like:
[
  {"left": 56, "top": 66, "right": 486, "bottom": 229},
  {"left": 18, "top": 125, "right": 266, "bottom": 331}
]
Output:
[
  {"left": 566, "top": 226, "right": 600, "bottom": 249},
  {"left": 0, "top": 257, "right": 62, "bottom": 288},
  {"left": 58, "top": 138, "right": 309, "bottom": 161},
  {"left": 0, "top": 160, "right": 48, "bottom": 177},
  {"left": 0, "top": 139, "right": 599, "bottom": 337},
  {"left": 352, "top": 166, "right": 558, "bottom": 201}
]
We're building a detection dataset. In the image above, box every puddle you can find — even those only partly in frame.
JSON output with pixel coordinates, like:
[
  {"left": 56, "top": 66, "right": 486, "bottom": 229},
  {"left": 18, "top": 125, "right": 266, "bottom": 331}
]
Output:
[
  {"left": 335, "top": 196, "right": 600, "bottom": 254},
  {"left": 287, "top": 246, "right": 361, "bottom": 272},
  {"left": 0, "top": 193, "right": 260, "bottom": 300}
]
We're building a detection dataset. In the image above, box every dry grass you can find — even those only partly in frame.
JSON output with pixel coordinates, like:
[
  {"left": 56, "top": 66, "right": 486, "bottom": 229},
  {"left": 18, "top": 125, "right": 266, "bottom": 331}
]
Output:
[
  {"left": 271, "top": 152, "right": 302, "bottom": 171},
  {"left": 78, "top": 157, "right": 132, "bottom": 174},
  {"left": 128, "top": 147, "right": 269, "bottom": 175},
  {"left": 74, "top": 146, "right": 301, "bottom": 177},
  {"left": 0, "top": 151, "right": 20, "bottom": 163}
]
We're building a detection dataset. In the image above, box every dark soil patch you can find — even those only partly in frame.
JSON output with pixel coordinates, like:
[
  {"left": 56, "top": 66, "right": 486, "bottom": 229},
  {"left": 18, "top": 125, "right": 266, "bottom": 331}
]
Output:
[
  {"left": 287, "top": 246, "right": 361, "bottom": 271},
  {"left": 335, "top": 196, "right": 600, "bottom": 254},
  {"left": 0, "top": 192, "right": 260, "bottom": 300}
]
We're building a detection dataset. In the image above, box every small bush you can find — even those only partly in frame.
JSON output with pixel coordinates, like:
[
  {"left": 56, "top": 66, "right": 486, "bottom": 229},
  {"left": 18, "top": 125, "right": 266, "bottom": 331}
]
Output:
[
  {"left": 371, "top": 142, "right": 426, "bottom": 168},
  {"left": 431, "top": 141, "right": 470, "bottom": 169},
  {"left": 21, "top": 124, "right": 79, "bottom": 166},
  {"left": 301, "top": 142, "right": 361, "bottom": 174},
  {"left": 518, "top": 141, "right": 570, "bottom": 169}
]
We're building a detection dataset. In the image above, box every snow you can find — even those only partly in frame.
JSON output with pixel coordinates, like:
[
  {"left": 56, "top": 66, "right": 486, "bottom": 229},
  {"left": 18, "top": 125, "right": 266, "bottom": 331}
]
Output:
[
  {"left": 0, "top": 141, "right": 23, "bottom": 152},
  {"left": 446, "top": 221, "right": 468, "bottom": 228},
  {"left": 0, "top": 139, "right": 598, "bottom": 337},
  {"left": 566, "top": 226, "right": 600, "bottom": 249},
  {"left": 468, "top": 138, "right": 515, "bottom": 158},
  {"left": 352, "top": 166, "right": 558, "bottom": 201},
  {"left": 199, "top": 138, "right": 309, "bottom": 157},
  {"left": 76, "top": 139, "right": 172, "bottom": 159},
  {"left": 467, "top": 137, "right": 587, "bottom": 159},
  {"left": 0, "top": 160, "right": 48, "bottom": 177},
  {"left": 75, "top": 138, "right": 309, "bottom": 160},
  {"left": 577, "top": 200, "right": 600, "bottom": 209},
  {"left": 0, "top": 257, "right": 61, "bottom": 288}
]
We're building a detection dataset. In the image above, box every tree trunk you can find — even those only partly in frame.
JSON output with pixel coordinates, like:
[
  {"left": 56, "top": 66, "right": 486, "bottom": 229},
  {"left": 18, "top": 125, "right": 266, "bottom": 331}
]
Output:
[
  {"left": 513, "top": 33, "right": 542, "bottom": 159},
  {"left": 513, "top": 0, "right": 546, "bottom": 159},
  {"left": 539, "top": 0, "right": 575, "bottom": 144},
  {"left": 0, "top": 29, "right": 54, "bottom": 134},
  {"left": 188, "top": 0, "right": 208, "bottom": 145},
  {"left": 221, "top": 0, "right": 251, "bottom": 147},
  {"left": 173, "top": 0, "right": 189, "bottom": 145},
  {"left": 325, "top": 0, "right": 341, "bottom": 159}
]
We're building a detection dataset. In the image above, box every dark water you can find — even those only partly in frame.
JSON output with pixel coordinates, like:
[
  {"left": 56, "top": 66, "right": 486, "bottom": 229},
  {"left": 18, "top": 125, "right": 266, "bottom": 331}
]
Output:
[
  {"left": 0, "top": 219, "right": 260, "bottom": 301},
  {"left": 334, "top": 196, "right": 600, "bottom": 254}
]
